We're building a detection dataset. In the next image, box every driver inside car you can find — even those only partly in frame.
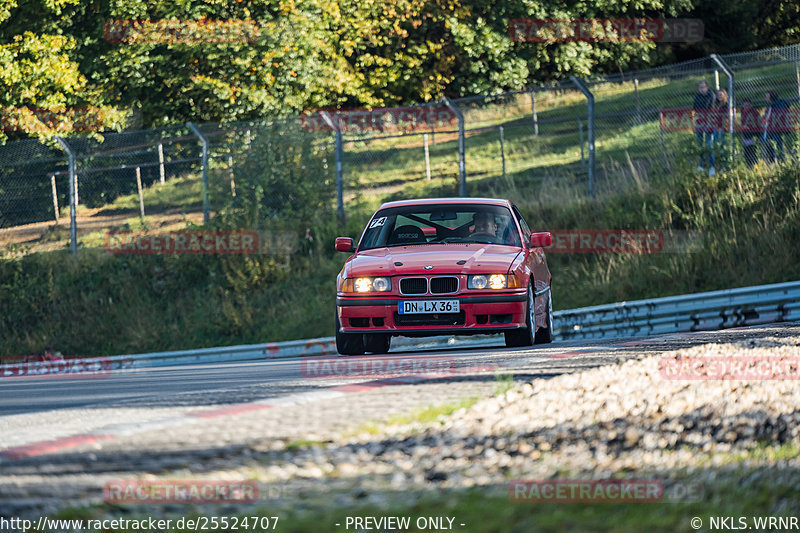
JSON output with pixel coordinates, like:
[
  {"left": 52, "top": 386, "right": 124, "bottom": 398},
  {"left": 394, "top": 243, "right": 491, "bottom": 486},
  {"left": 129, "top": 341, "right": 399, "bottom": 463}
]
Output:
[{"left": 471, "top": 211, "right": 498, "bottom": 240}]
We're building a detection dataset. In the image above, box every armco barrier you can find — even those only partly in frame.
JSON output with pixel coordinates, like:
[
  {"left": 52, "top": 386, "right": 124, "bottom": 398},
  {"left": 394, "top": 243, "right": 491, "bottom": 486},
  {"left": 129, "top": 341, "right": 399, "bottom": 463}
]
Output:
[
  {"left": 1, "top": 281, "right": 798, "bottom": 377},
  {"left": 555, "top": 280, "right": 800, "bottom": 339},
  {"left": 0, "top": 335, "right": 500, "bottom": 377}
]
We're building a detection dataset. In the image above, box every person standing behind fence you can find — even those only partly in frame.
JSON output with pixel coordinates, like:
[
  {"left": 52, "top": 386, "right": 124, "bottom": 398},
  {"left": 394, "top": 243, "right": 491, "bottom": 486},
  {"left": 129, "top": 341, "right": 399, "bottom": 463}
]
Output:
[
  {"left": 763, "top": 90, "right": 789, "bottom": 163},
  {"left": 711, "top": 88, "right": 729, "bottom": 174},
  {"left": 693, "top": 81, "right": 716, "bottom": 175},
  {"left": 739, "top": 98, "right": 760, "bottom": 168}
]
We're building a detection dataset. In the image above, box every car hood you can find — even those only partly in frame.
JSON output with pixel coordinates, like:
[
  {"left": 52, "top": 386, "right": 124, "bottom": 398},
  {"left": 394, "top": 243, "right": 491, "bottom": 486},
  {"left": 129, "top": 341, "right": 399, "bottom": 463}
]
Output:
[{"left": 346, "top": 244, "right": 522, "bottom": 278}]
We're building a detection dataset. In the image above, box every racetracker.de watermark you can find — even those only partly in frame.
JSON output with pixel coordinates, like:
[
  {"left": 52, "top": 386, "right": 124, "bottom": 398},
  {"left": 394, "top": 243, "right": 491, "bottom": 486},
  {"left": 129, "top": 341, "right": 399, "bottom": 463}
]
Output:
[
  {"left": 510, "top": 479, "right": 663, "bottom": 502},
  {"left": 301, "top": 355, "right": 455, "bottom": 379},
  {"left": 543, "top": 230, "right": 664, "bottom": 253},
  {"left": 104, "top": 230, "right": 295, "bottom": 255},
  {"left": 661, "top": 108, "right": 800, "bottom": 133},
  {"left": 509, "top": 18, "right": 703, "bottom": 43},
  {"left": 0, "top": 357, "right": 127, "bottom": 379},
  {"left": 301, "top": 106, "right": 457, "bottom": 133},
  {"left": 103, "top": 19, "right": 261, "bottom": 44},
  {"left": 104, "top": 480, "right": 258, "bottom": 504},
  {"left": 0, "top": 107, "right": 111, "bottom": 132},
  {"left": 660, "top": 355, "right": 800, "bottom": 380},
  {"left": 510, "top": 479, "right": 703, "bottom": 503}
]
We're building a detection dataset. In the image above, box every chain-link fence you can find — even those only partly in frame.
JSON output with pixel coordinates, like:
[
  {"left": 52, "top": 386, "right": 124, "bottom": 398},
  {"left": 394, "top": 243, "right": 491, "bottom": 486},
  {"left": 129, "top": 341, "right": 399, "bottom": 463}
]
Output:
[{"left": 1, "top": 42, "right": 799, "bottom": 255}]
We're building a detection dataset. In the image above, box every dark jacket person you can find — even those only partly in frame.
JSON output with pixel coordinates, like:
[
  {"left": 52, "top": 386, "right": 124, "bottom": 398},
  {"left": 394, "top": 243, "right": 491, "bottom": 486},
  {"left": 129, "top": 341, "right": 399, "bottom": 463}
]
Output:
[{"left": 693, "top": 81, "right": 716, "bottom": 172}]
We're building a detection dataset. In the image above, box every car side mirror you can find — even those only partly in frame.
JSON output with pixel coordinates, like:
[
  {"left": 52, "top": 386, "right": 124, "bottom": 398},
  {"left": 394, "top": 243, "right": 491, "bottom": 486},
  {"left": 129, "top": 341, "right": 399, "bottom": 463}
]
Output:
[
  {"left": 530, "top": 232, "right": 552, "bottom": 248},
  {"left": 335, "top": 237, "right": 355, "bottom": 252}
]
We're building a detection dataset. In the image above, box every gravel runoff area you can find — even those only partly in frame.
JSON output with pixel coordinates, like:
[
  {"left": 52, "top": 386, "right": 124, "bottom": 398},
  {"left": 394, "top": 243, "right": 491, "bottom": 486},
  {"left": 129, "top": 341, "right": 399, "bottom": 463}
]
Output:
[{"left": 234, "top": 332, "right": 800, "bottom": 499}]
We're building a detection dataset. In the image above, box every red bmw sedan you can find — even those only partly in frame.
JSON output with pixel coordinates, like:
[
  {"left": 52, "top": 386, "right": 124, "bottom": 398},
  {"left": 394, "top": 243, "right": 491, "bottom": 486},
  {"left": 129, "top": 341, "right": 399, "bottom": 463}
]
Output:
[{"left": 334, "top": 198, "right": 553, "bottom": 355}]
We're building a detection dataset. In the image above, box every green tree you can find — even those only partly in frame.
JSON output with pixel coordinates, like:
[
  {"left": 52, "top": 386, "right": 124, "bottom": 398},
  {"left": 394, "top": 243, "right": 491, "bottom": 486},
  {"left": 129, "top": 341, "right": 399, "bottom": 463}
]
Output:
[
  {"left": 0, "top": 1, "right": 127, "bottom": 140},
  {"left": 1, "top": 0, "right": 799, "bottom": 132}
]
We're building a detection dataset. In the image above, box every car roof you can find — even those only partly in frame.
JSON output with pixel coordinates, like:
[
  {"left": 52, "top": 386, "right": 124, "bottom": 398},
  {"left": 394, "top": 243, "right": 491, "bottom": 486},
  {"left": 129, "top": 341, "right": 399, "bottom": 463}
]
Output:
[{"left": 378, "top": 197, "right": 512, "bottom": 209}]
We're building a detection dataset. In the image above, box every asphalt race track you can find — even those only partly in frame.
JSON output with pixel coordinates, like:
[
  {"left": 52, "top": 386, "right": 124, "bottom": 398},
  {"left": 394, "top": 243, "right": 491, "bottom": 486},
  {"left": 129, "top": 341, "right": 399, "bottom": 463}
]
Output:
[{"left": 0, "top": 330, "right": 705, "bottom": 417}]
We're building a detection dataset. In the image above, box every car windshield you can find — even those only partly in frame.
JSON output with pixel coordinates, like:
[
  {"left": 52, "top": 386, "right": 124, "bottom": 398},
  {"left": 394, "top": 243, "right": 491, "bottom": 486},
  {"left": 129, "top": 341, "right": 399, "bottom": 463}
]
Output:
[{"left": 359, "top": 204, "right": 521, "bottom": 250}]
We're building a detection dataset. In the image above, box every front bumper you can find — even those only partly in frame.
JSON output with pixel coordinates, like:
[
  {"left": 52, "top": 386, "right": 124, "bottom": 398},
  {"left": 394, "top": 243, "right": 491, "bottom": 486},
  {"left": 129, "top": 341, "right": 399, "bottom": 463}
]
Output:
[{"left": 336, "top": 292, "right": 527, "bottom": 336}]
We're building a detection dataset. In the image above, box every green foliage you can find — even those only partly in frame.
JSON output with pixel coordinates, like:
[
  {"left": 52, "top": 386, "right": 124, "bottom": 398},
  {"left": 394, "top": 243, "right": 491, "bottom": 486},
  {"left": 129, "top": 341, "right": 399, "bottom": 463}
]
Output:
[
  {"left": 0, "top": 0, "right": 15, "bottom": 24},
  {"left": 215, "top": 120, "right": 335, "bottom": 229},
  {"left": 0, "top": 22, "right": 127, "bottom": 140},
  {"left": 0, "top": 248, "right": 323, "bottom": 355},
  {"left": 6, "top": 0, "right": 797, "bottom": 131},
  {"left": 667, "top": 1, "right": 800, "bottom": 59}
]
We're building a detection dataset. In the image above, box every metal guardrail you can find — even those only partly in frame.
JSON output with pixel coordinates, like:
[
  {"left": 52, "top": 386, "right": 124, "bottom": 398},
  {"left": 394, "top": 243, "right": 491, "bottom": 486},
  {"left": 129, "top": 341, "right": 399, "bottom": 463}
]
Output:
[
  {"left": 554, "top": 280, "right": 800, "bottom": 340},
  {"left": 1, "top": 281, "right": 798, "bottom": 377},
  {"left": 0, "top": 335, "right": 502, "bottom": 377}
]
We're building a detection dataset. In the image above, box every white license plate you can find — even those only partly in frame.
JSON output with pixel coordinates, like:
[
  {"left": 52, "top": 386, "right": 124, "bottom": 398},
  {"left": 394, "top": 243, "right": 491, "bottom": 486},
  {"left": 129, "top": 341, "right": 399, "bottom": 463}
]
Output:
[{"left": 398, "top": 300, "right": 460, "bottom": 314}]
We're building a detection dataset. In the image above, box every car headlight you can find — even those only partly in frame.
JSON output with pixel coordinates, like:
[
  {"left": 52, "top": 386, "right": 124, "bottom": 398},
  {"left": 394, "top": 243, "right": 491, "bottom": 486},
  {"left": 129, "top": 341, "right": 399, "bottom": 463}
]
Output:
[
  {"left": 347, "top": 277, "right": 391, "bottom": 293},
  {"left": 468, "top": 274, "right": 521, "bottom": 289},
  {"left": 371, "top": 277, "right": 391, "bottom": 291}
]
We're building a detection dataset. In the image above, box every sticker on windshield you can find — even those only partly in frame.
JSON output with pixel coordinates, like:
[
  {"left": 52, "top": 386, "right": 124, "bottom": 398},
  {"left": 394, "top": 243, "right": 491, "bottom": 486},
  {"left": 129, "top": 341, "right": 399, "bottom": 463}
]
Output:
[{"left": 369, "top": 217, "right": 387, "bottom": 228}]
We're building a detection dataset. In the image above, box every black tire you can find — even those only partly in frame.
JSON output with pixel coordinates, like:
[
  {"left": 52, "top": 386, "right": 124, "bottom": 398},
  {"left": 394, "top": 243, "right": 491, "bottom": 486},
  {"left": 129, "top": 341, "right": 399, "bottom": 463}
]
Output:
[
  {"left": 335, "top": 313, "right": 364, "bottom": 355},
  {"left": 504, "top": 284, "right": 535, "bottom": 348},
  {"left": 534, "top": 287, "right": 553, "bottom": 344},
  {"left": 363, "top": 334, "right": 391, "bottom": 354}
]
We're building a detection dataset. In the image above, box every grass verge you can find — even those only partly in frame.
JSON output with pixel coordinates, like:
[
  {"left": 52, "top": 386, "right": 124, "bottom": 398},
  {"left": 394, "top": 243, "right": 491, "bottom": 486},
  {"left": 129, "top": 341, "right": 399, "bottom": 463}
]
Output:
[{"left": 51, "top": 443, "right": 800, "bottom": 532}]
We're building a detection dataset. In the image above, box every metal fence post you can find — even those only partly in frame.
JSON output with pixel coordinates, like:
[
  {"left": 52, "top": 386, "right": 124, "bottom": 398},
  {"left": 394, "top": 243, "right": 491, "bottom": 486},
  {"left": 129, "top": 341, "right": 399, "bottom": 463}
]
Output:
[
  {"left": 187, "top": 122, "right": 210, "bottom": 224},
  {"left": 570, "top": 76, "right": 596, "bottom": 199},
  {"left": 795, "top": 61, "right": 800, "bottom": 103},
  {"left": 499, "top": 126, "right": 506, "bottom": 180},
  {"left": 319, "top": 111, "right": 344, "bottom": 225},
  {"left": 55, "top": 136, "right": 77, "bottom": 256},
  {"left": 529, "top": 89, "right": 539, "bottom": 136},
  {"left": 634, "top": 78, "right": 642, "bottom": 125},
  {"left": 50, "top": 174, "right": 59, "bottom": 223},
  {"left": 158, "top": 143, "right": 165, "bottom": 184},
  {"left": 796, "top": 62, "right": 800, "bottom": 158},
  {"left": 423, "top": 133, "right": 431, "bottom": 181},
  {"left": 228, "top": 155, "right": 236, "bottom": 197},
  {"left": 135, "top": 167, "right": 145, "bottom": 218},
  {"left": 659, "top": 111, "right": 671, "bottom": 172},
  {"left": 710, "top": 54, "right": 735, "bottom": 161},
  {"left": 443, "top": 97, "right": 467, "bottom": 196}
]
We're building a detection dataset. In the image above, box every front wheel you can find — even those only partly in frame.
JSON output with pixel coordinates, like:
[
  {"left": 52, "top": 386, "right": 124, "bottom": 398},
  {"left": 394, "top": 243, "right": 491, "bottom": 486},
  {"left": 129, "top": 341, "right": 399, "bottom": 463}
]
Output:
[
  {"left": 504, "top": 284, "right": 535, "bottom": 348},
  {"left": 335, "top": 313, "right": 364, "bottom": 355}
]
